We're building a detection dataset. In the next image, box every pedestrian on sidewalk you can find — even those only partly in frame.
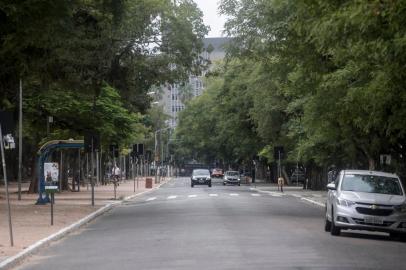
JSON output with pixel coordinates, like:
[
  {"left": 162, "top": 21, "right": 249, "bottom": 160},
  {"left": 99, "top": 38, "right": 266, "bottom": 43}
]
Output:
[
  {"left": 112, "top": 164, "right": 121, "bottom": 186},
  {"left": 278, "top": 176, "right": 284, "bottom": 192}
]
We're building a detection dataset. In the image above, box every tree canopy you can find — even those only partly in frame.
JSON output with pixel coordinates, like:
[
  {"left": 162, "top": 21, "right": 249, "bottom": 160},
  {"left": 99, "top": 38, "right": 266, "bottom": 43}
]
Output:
[
  {"left": 175, "top": 0, "right": 406, "bottom": 183},
  {"left": 0, "top": 0, "right": 208, "bottom": 185}
]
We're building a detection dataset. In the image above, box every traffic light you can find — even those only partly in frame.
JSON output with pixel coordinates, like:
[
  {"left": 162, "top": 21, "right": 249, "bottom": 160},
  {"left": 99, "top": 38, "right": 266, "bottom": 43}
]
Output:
[
  {"left": 273, "top": 146, "right": 284, "bottom": 160},
  {"left": 109, "top": 144, "right": 119, "bottom": 157},
  {"left": 137, "top": 144, "right": 144, "bottom": 156},
  {"left": 0, "top": 111, "right": 15, "bottom": 134},
  {"left": 132, "top": 144, "right": 144, "bottom": 158},
  {"left": 84, "top": 131, "right": 100, "bottom": 153}
]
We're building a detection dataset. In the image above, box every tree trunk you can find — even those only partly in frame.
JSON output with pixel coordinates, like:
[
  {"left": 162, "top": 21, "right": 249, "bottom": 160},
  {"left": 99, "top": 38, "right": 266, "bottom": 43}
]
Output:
[
  {"left": 282, "top": 166, "right": 290, "bottom": 185},
  {"left": 28, "top": 157, "right": 38, "bottom": 193},
  {"left": 368, "top": 158, "right": 376, "bottom": 171}
]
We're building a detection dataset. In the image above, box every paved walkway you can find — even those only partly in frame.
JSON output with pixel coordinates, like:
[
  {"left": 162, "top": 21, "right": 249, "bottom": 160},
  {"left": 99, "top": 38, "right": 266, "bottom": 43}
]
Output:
[{"left": 0, "top": 177, "right": 166, "bottom": 264}]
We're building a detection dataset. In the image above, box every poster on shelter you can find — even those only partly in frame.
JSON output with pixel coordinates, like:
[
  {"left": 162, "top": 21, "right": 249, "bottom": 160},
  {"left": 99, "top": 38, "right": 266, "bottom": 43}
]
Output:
[{"left": 44, "top": 162, "right": 59, "bottom": 183}]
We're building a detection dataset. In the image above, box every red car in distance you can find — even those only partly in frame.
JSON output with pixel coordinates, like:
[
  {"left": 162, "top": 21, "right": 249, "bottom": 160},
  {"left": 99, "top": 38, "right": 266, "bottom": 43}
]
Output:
[{"left": 212, "top": 168, "right": 224, "bottom": 178}]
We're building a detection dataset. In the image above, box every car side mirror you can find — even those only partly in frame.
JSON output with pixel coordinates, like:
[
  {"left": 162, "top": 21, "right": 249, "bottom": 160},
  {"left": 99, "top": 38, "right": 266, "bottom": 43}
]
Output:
[{"left": 327, "top": 182, "right": 336, "bottom": 190}]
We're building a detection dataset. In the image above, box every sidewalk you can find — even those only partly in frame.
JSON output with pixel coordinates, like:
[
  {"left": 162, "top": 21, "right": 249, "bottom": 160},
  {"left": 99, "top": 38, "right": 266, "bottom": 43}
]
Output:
[
  {"left": 251, "top": 182, "right": 327, "bottom": 207},
  {"left": 0, "top": 177, "right": 166, "bottom": 265}
]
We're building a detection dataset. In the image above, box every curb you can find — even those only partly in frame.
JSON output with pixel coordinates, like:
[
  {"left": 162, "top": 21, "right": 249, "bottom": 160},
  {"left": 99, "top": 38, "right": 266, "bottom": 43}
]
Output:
[{"left": 0, "top": 178, "right": 172, "bottom": 270}]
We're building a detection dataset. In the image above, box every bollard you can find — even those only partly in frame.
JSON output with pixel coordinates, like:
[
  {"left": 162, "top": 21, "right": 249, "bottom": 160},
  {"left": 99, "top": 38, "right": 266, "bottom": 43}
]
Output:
[{"left": 145, "top": 177, "right": 153, "bottom": 189}]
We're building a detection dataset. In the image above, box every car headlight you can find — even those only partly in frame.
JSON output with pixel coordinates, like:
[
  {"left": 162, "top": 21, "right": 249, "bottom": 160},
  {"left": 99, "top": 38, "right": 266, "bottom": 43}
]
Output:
[
  {"left": 238, "top": 178, "right": 240, "bottom": 181},
  {"left": 206, "top": 177, "right": 211, "bottom": 180},
  {"left": 336, "top": 198, "right": 355, "bottom": 207},
  {"left": 394, "top": 204, "right": 406, "bottom": 213}
]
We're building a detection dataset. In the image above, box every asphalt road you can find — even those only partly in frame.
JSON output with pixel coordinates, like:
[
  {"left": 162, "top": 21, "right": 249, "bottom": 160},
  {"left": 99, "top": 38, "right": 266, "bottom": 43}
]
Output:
[{"left": 16, "top": 177, "right": 406, "bottom": 270}]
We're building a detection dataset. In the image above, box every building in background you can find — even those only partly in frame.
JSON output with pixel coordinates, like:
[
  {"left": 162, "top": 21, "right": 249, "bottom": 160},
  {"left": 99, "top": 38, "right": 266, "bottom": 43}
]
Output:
[{"left": 158, "top": 37, "right": 231, "bottom": 128}]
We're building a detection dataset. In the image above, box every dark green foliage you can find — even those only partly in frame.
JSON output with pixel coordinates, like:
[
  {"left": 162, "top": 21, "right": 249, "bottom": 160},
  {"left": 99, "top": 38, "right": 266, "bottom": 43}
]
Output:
[
  {"left": 0, "top": 0, "right": 208, "bottom": 184},
  {"left": 176, "top": 0, "right": 406, "bottom": 182}
]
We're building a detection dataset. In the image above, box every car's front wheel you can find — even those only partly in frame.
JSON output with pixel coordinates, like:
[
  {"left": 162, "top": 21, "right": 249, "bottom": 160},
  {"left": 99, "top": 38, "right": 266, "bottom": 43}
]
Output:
[
  {"left": 208, "top": 182, "right": 212, "bottom": 187},
  {"left": 191, "top": 183, "right": 194, "bottom": 188},
  {"left": 390, "top": 232, "right": 406, "bottom": 241},
  {"left": 324, "top": 207, "right": 331, "bottom": 232},
  {"left": 330, "top": 208, "right": 341, "bottom": 236}
]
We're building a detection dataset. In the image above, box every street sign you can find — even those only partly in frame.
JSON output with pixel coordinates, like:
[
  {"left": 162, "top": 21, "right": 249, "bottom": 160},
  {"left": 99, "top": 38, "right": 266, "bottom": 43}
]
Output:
[
  {"left": 45, "top": 186, "right": 59, "bottom": 193},
  {"left": 3, "top": 134, "right": 15, "bottom": 149}
]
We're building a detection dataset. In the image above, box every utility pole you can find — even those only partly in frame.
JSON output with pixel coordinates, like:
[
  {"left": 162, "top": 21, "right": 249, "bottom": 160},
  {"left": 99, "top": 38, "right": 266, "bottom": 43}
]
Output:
[
  {"left": 154, "top": 130, "right": 158, "bottom": 184},
  {"left": 18, "top": 78, "right": 22, "bottom": 200},
  {"left": 0, "top": 124, "right": 14, "bottom": 246}
]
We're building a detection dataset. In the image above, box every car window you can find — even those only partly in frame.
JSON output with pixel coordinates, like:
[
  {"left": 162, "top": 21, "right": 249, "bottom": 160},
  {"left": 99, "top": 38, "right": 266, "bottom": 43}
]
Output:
[
  {"left": 226, "top": 171, "right": 239, "bottom": 176},
  {"left": 341, "top": 174, "right": 403, "bottom": 195},
  {"left": 193, "top": 169, "right": 210, "bottom": 176}
]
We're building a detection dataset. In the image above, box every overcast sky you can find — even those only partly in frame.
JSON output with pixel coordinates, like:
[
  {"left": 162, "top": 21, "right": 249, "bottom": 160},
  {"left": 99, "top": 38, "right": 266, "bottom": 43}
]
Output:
[{"left": 193, "top": 0, "right": 227, "bottom": 37}]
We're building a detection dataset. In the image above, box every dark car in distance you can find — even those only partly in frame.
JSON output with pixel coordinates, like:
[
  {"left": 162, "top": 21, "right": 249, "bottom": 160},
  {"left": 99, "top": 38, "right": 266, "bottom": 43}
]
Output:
[{"left": 191, "top": 169, "right": 212, "bottom": 187}]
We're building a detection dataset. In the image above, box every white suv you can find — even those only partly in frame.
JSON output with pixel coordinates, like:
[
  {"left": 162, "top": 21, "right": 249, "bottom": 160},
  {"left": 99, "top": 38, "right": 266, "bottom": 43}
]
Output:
[{"left": 325, "top": 170, "right": 406, "bottom": 240}]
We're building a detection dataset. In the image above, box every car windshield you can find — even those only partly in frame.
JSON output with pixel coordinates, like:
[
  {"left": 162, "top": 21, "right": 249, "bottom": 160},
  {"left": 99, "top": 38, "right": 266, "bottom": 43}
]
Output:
[
  {"left": 193, "top": 169, "right": 210, "bottom": 176},
  {"left": 226, "top": 171, "right": 239, "bottom": 176},
  {"left": 341, "top": 174, "right": 403, "bottom": 195}
]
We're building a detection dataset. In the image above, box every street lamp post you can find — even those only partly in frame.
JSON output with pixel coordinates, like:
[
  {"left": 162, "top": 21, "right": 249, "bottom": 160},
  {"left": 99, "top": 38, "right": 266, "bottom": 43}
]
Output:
[{"left": 154, "top": 126, "right": 172, "bottom": 183}]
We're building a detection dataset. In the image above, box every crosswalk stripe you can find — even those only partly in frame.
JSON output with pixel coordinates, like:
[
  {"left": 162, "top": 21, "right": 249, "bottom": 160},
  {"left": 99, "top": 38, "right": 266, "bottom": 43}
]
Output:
[
  {"left": 146, "top": 197, "right": 156, "bottom": 201},
  {"left": 168, "top": 195, "right": 177, "bottom": 199},
  {"left": 188, "top": 195, "right": 197, "bottom": 198},
  {"left": 209, "top": 194, "right": 218, "bottom": 197},
  {"left": 251, "top": 193, "right": 261, "bottom": 197},
  {"left": 229, "top": 193, "right": 239, "bottom": 196}
]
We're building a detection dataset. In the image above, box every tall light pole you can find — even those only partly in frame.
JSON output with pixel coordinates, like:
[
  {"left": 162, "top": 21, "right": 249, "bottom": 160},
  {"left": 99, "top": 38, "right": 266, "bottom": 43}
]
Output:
[
  {"left": 18, "top": 78, "right": 22, "bottom": 200},
  {"left": 154, "top": 127, "right": 172, "bottom": 183}
]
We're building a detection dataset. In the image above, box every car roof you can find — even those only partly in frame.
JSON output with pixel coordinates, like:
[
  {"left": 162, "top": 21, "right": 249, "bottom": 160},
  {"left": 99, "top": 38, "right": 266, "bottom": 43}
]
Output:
[{"left": 343, "top": 170, "right": 399, "bottom": 178}]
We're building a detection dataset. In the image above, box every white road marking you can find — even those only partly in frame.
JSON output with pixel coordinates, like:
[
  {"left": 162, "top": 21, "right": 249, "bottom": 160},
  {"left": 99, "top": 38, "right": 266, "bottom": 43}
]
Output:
[
  {"left": 269, "top": 193, "right": 282, "bottom": 197},
  {"left": 168, "top": 195, "right": 177, "bottom": 199},
  {"left": 188, "top": 195, "right": 197, "bottom": 198},
  {"left": 146, "top": 197, "right": 156, "bottom": 201},
  {"left": 209, "top": 194, "right": 218, "bottom": 197},
  {"left": 251, "top": 193, "right": 261, "bottom": 197},
  {"left": 229, "top": 193, "right": 239, "bottom": 196},
  {"left": 301, "top": 197, "right": 325, "bottom": 207},
  {"left": 291, "top": 194, "right": 301, "bottom": 198}
]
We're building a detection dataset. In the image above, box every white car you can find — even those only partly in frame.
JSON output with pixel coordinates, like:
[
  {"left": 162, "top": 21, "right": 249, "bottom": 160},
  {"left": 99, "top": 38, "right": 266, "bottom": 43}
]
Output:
[
  {"left": 325, "top": 170, "right": 406, "bottom": 239},
  {"left": 223, "top": 171, "right": 241, "bottom": 186}
]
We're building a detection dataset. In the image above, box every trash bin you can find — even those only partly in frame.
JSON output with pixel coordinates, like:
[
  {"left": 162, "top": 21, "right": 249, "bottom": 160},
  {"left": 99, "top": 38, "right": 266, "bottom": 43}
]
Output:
[{"left": 145, "top": 177, "right": 153, "bottom": 189}]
